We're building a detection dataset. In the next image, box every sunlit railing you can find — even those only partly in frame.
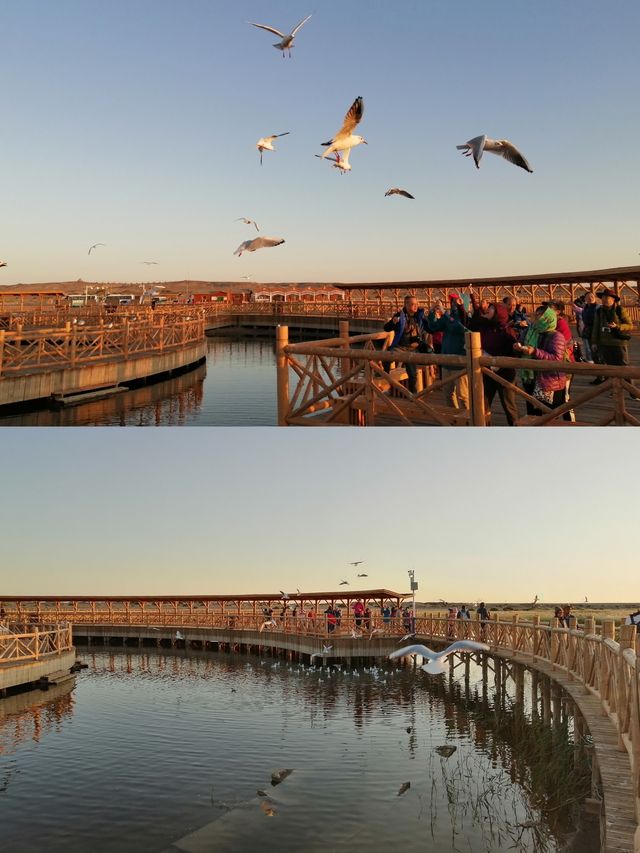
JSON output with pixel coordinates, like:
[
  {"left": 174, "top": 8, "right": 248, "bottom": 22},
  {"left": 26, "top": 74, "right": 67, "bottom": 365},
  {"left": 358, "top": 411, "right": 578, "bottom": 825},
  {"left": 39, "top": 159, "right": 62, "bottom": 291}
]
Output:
[
  {"left": 0, "top": 315, "right": 205, "bottom": 378},
  {"left": 275, "top": 327, "right": 640, "bottom": 426},
  {"left": 0, "top": 622, "right": 74, "bottom": 662}
]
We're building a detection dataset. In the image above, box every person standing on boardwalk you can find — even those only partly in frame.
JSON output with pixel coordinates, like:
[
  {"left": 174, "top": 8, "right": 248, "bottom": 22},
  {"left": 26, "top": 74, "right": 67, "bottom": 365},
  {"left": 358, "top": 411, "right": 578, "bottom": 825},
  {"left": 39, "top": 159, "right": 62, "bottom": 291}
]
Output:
[
  {"left": 384, "top": 295, "right": 430, "bottom": 393},
  {"left": 427, "top": 293, "right": 469, "bottom": 410},
  {"left": 353, "top": 598, "right": 365, "bottom": 630},
  {"left": 503, "top": 296, "right": 529, "bottom": 342},
  {"left": 476, "top": 602, "right": 490, "bottom": 638},
  {"left": 469, "top": 294, "right": 519, "bottom": 424},
  {"left": 578, "top": 292, "right": 597, "bottom": 363},
  {"left": 515, "top": 305, "right": 569, "bottom": 416},
  {"left": 590, "top": 288, "right": 633, "bottom": 383}
]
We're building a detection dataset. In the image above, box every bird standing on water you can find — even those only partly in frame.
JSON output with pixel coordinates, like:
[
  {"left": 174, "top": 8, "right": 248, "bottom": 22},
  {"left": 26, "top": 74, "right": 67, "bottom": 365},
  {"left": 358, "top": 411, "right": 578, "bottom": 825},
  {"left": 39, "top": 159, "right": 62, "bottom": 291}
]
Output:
[
  {"left": 456, "top": 135, "right": 533, "bottom": 173},
  {"left": 256, "top": 133, "right": 290, "bottom": 165},
  {"left": 248, "top": 15, "right": 312, "bottom": 58},
  {"left": 390, "top": 640, "right": 489, "bottom": 675},
  {"left": 320, "top": 97, "right": 367, "bottom": 170}
]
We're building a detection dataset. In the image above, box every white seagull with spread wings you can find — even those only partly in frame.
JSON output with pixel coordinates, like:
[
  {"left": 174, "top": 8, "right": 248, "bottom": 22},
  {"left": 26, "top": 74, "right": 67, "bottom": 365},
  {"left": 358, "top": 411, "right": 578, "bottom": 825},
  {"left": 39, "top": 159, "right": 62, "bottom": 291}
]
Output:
[
  {"left": 320, "top": 97, "right": 367, "bottom": 170},
  {"left": 248, "top": 15, "right": 312, "bottom": 58},
  {"left": 234, "top": 237, "right": 284, "bottom": 257},
  {"left": 235, "top": 217, "right": 260, "bottom": 232},
  {"left": 390, "top": 640, "right": 489, "bottom": 675},
  {"left": 456, "top": 135, "right": 533, "bottom": 173},
  {"left": 88, "top": 243, "right": 105, "bottom": 255},
  {"left": 257, "top": 133, "right": 290, "bottom": 165}
]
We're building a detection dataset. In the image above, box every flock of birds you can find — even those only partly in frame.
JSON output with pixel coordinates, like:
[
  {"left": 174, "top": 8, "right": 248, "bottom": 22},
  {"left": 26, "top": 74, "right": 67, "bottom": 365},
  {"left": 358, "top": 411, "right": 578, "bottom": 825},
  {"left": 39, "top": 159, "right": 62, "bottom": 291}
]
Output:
[
  {"left": 229, "top": 14, "right": 534, "bottom": 262},
  {"left": 0, "top": 14, "right": 536, "bottom": 276}
]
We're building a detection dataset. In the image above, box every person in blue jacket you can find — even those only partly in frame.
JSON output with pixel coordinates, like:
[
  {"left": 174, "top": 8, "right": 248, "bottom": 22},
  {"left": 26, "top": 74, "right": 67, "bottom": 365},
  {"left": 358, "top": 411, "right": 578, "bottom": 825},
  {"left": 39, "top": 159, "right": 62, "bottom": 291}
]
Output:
[
  {"left": 427, "top": 292, "right": 469, "bottom": 410},
  {"left": 383, "top": 295, "right": 430, "bottom": 393}
]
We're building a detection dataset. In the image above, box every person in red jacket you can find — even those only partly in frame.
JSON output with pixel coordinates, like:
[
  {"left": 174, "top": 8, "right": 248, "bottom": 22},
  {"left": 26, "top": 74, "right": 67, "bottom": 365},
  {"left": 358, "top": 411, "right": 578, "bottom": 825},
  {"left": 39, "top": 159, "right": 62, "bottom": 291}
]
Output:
[{"left": 469, "top": 294, "right": 519, "bottom": 425}]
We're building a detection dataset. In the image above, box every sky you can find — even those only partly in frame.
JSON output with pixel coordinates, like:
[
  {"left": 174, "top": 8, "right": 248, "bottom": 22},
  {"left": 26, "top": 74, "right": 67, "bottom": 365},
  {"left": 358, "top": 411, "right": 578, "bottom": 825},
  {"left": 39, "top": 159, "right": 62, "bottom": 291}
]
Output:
[
  {"left": 1, "top": 0, "right": 639, "bottom": 286},
  {"left": 0, "top": 428, "right": 637, "bottom": 602}
]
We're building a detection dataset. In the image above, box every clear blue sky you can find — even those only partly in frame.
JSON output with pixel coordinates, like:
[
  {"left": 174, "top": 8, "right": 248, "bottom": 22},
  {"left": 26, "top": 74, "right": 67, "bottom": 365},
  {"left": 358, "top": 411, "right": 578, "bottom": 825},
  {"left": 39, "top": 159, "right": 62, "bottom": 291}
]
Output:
[
  {"left": 0, "top": 428, "right": 636, "bottom": 602},
  {"left": 1, "top": 0, "right": 639, "bottom": 285}
]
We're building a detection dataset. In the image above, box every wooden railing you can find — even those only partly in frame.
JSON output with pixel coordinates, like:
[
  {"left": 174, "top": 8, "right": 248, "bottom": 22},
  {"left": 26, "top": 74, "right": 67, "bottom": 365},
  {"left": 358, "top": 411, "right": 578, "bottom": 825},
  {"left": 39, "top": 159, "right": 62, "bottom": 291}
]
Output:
[
  {"left": 0, "top": 315, "right": 205, "bottom": 378},
  {"left": 0, "top": 623, "right": 74, "bottom": 662},
  {"left": 275, "top": 326, "right": 640, "bottom": 426}
]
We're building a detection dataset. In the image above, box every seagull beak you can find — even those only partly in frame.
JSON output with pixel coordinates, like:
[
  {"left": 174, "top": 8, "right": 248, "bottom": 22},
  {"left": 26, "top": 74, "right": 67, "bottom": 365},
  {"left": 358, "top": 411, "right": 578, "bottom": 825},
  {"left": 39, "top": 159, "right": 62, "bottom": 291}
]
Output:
[{"left": 362, "top": 140, "right": 368, "bottom": 144}]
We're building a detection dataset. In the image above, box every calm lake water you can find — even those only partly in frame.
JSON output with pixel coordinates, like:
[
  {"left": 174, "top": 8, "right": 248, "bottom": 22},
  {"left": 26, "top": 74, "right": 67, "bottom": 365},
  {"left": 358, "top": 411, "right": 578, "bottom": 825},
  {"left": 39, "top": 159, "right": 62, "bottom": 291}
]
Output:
[
  {"left": 0, "top": 337, "right": 278, "bottom": 426},
  {"left": 0, "top": 650, "right": 596, "bottom": 853}
]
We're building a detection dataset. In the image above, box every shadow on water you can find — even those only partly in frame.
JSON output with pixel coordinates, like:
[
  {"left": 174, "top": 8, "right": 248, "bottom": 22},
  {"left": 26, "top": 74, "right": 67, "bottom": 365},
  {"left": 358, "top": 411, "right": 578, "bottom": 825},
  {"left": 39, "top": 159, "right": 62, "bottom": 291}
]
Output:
[{"left": 0, "top": 650, "right": 598, "bottom": 853}]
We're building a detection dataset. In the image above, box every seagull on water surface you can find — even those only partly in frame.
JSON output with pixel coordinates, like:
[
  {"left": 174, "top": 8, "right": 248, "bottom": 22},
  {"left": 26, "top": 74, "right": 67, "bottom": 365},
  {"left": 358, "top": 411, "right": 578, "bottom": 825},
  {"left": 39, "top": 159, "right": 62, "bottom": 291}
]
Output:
[
  {"left": 248, "top": 15, "right": 312, "bottom": 58},
  {"left": 456, "top": 135, "right": 533, "bottom": 173},
  {"left": 235, "top": 217, "right": 260, "bottom": 232},
  {"left": 88, "top": 243, "right": 105, "bottom": 255},
  {"left": 175, "top": 631, "right": 184, "bottom": 641},
  {"left": 385, "top": 188, "right": 415, "bottom": 199},
  {"left": 234, "top": 237, "right": 284, "bottom": 257},
  {"left": 320, "top": 97, "right": 367, "bottom": 170},
  {"left": 256, "top": 133, "right": 289, "bottom": 165},
  {"left": 390, "top": 640, "right": 489, "bottom": 675}
]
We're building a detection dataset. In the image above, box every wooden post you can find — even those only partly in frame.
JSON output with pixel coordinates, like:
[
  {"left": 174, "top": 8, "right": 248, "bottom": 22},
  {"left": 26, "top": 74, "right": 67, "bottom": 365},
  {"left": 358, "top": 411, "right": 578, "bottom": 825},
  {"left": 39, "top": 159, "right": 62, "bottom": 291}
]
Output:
[
  {"left": 466, "top": 331, "right": 486, "bottom": 426},
  {"left": 584, "top": 616, "right": 596, "bottom": 635},
  {"left": 159, "top": 314, "right": 165, "bottom": 352},
  {"left": 123, "top": 319, "right": 130, "bottom": 359},
  {"left": 339, "top": 319, "right": 350, "bottom": 381},
  {"left": 0, "top": 329, "right": 4, "bottom": 377},
  {"left": 531, "top": 615, "right": 540, "bottom": 660},
  {"left": 276, "top": 325, "right": 290, "bottom": 426}
]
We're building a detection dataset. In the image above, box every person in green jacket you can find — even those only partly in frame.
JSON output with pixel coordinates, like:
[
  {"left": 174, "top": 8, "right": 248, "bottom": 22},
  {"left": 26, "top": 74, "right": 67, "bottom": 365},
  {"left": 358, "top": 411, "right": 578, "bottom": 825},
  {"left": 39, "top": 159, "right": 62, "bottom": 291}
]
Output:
[{"left": 590, "top": 288, "right": 633, "bottom": 383}]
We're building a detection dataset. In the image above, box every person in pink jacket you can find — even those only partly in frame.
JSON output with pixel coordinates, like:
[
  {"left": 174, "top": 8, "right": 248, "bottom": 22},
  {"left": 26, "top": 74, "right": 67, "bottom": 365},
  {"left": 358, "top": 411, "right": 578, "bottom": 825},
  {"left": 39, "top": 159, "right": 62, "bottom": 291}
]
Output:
[{"left": 515, "top": 305, "right": 568, "bottom": 416}]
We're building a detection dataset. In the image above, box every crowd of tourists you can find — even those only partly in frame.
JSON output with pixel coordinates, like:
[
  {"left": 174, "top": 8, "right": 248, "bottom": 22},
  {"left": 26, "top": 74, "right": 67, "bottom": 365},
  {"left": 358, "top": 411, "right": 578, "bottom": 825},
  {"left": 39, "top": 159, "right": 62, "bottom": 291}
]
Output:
[{"left": 383, "top": 286, "right": 634, "bottom": 423}]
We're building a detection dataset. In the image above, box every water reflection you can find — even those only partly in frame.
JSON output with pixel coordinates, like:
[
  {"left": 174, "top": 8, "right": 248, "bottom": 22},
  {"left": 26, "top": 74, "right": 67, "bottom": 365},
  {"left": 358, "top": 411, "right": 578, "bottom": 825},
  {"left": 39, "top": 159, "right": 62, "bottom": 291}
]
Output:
[
  {"left": 0, "top": 680, "right": 76, "bottom": 758},
  {"left": 0, "top": 336, "right": 278, "bottom": 426},
  {"left": 0, "top": 650, "right": 595, "bottom": 853}
]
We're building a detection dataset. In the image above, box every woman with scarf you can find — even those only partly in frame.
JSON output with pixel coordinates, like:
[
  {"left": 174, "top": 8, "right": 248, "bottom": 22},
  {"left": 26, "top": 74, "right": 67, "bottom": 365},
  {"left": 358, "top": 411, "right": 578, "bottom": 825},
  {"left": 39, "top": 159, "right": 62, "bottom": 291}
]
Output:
[{"left": 515, "top": 305, "right": 568, "bottom": 416}]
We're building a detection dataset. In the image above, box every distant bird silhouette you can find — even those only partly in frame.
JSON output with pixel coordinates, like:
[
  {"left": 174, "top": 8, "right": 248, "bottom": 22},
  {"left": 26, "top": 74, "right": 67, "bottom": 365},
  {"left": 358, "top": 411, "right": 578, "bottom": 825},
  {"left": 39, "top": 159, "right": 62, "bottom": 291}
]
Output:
[
  {"left": 339, "top": 580, "right": 349, "bottom": 586},
  {"left": 0, "top": 261, "right": 7, "bottom": 268},
  {"left": 390, "top": 641, "right": 489, "bottom": 675},
  {"left": 348, "top": 561, "right": 364, "bottom": 567},
  {"left": 88, "top": 243, "right": 105, "bottom": 255},
  {"left": 248, "top": 15, "right": 312, "bottom": 58},
  {"left": 260, "top": 619, "right": 277, "bottom": 632},
  {"left": 357, "top": 573, "right": 368, "bottom": 577},
  {"left": 385, "top": 188, "right": 415, "bottom": 199},
  {"left": 140, "top": 261, "right": 159, "bottom": 265}
]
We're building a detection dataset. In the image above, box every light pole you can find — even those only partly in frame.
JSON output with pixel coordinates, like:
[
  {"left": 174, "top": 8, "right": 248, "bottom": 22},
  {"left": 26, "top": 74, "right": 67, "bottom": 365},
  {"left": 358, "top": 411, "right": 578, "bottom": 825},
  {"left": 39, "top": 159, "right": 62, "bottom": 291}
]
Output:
[{"left": 408, "top": 569, "right": 418, "bottom": 633}]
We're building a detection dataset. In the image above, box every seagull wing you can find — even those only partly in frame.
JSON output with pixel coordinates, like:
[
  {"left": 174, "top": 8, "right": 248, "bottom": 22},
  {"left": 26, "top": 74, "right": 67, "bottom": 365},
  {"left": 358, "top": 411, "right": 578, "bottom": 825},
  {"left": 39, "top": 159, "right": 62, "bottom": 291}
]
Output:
[
  {"left": 457, "top": 135, "right": 486, "bottom": 168},
  {"left": 273, "top": 132, "right": 290, "bottom": 138},
  {"left": 290, "top": 14, "right": 312, "bottom": 37},
  {"left": 389, "top": 644, "right": 437, "bottom": 661},
  {"left": 493, "top": 140, "right": 533, "bottom": 173},
  {"left": 249, "top": 22, "right": 286, "bottom": 38},
  {"left": 251, "top": 237, "right": 285, "bottom": 250},
  {"left": 252, "top": 220, "right": 259, "bottom": 231},
  {"left": 233, "top": 240, "right": 251, "bottom": 256},
  {"left": 398, "top": 190, "right": 415, "bottom": 199},
  {"left": 437, "top": 640, "right": 490, "bottom": 658},
  {"left": 336, "top": 96, "right": 364, "bottom": 139}
]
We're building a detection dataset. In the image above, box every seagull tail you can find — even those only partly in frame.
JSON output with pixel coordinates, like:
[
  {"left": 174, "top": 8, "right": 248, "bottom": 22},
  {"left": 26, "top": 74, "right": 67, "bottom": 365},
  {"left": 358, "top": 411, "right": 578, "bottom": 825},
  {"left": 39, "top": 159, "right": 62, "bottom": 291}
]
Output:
[{"left": 421, "top": 660, "right": 447, "bottom": 675}]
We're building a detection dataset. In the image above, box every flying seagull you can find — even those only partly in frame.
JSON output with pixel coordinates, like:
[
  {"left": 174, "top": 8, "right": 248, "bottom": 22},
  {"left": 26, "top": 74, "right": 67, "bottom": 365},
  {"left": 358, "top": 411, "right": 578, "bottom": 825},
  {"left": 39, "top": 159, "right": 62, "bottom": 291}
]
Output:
[
  {"left": 357, "top": 573, "right": 368, "bottom": 577},
  {"left": 248, "top": 14, "right": 312, "bottom": 58},
  {"left": 260, "top": 619, "right": 278, "bottom": 632},
  {"left": 320, "top": 97, "right": 367, "bottom": 170},
  {"left": 456, "top": 135, "right": 533, "bottom": 173},
  {"left": 235, "top": 217, "right": 260, "bottom": 232},
  {"left": 88, "top": 243, "right": 106, "bottom": 255},
  {"left": 385, "top": 188, "right": 415, "bottom": 199},
  {"left": 0, "top": 261, "right": 6, "bottom": 268},
  {"left": 339, "top": 580, "right": 349, "bottom": 586},
  {"left": 348, "top": 561, "right": 364, "bottom": 567},
  {"left": 234, "top": 237, "right": 284, "bottom": 257},
  {"left": 315, "top": 153, "right": 351, "bottom": 173},
  {"left": 280, "top": 590, "right": 290, "bottom": 599},
  {"left": 390, "top": 640, "right": 489, "bottom": 675},
  {"left": 175, "top": 631, "right": 184, "bottom": 641},
  {"left": 140, "top": 261, "right": 159, "bottom": 265},
  {"left": 240, "top": 275, "right": 253, "bottom": 281},
  {"left": 257, "top": 132, "right": 290, "bottom": 165}
]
